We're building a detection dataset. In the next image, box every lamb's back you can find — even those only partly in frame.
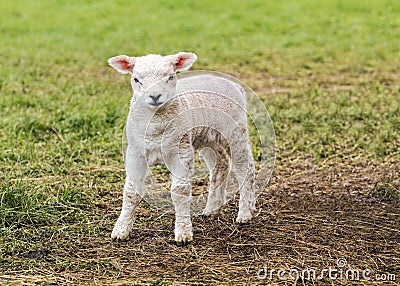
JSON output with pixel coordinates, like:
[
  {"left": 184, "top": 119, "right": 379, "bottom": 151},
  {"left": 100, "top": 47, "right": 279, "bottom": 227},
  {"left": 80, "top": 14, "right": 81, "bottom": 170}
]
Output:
[{"left": 176, "top": 74, "right": 246, "bottom": 108}]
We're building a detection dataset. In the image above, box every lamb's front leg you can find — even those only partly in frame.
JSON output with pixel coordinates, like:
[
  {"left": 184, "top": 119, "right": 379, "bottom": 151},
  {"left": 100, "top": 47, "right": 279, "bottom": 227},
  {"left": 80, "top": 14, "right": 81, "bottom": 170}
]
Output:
[
  {"left": 111, "top": 147, "right": 147, "bottom": 240},
  {"left": 168, "top": 150, "right": 195, "bottom": 246}
]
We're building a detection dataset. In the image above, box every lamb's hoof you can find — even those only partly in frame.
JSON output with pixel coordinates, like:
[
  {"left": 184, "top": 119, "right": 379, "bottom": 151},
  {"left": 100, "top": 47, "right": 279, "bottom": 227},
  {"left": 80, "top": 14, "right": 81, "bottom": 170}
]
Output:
[
  {"left": 175, "top": 240, "right": 191, "bottom": 247},
  {"left": 202, "top": 205, "right": 222, "bottom": 216},
  {"left": 111, "top": 231, "right": 130, "bottom": 241},
  {"left": 111, "top": 235, "right": 129, "bottom": 242},
  {"left": 174, "top": 228, "right": 193, "bottom": 246},
  {"left": 201, "top": 213, "right": 211, "bottom": 220},
  {"left": 235, "top": 211, "right": 253, "bottom": 224},
  {"left": 202, "top": 210, "right": 215, "bottom": 217},
  {"left": 111, "top": 222, "right": 132, "bottom": 241}
]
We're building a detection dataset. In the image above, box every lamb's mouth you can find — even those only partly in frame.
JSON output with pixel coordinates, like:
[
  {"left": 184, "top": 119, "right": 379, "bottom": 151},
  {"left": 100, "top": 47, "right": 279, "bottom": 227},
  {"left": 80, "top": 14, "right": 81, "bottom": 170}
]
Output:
[{"left": 149, "top": 102, "right": 164, "bottom": 107}]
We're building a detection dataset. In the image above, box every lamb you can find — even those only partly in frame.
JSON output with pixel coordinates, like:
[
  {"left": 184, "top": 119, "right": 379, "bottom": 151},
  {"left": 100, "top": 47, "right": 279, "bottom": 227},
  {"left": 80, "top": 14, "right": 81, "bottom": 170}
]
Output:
[{"left": 108, "top": 52, "right": 256, "bottom": 245}]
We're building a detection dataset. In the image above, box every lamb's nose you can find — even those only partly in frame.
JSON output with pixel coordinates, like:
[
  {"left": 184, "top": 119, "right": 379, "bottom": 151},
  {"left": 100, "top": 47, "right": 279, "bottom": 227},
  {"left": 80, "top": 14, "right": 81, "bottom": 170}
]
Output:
[{"left": 149, "top": 94, "right": 162, "bottom": 103}]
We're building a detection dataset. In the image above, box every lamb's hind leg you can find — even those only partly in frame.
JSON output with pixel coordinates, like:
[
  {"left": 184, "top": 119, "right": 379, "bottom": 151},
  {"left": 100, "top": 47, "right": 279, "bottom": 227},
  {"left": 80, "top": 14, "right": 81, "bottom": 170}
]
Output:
[
  {"left": 232, "top": 137, "right": 256, "bottom": 223},
  {"left": 201, "top": 147, "right": 230, "bottom": 215}
]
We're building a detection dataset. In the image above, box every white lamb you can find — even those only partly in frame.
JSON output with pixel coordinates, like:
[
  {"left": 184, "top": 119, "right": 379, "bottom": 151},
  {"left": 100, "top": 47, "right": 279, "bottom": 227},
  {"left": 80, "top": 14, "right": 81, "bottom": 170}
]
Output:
[{"left": 108, "top": 52, "right": 256, "bottom": 245}]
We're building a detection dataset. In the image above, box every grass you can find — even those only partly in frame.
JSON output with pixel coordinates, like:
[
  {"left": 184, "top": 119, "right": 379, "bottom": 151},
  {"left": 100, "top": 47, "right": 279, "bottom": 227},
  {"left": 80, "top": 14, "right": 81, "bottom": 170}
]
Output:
[{"left": 0, "top": 0, "right": 399, "bottom": 285}]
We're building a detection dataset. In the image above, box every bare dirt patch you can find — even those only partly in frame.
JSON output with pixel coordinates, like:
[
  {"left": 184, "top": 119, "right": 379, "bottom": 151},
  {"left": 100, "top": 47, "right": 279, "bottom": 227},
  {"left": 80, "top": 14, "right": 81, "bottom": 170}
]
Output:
[{"left": 2, "top": 160, "right": 399, "bottom": 285}]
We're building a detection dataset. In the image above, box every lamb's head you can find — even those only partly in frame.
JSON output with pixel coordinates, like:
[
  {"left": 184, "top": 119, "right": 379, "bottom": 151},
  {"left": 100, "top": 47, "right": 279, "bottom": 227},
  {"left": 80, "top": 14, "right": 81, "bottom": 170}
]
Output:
[{"left": 108, "top": 52, "right": 197, "bottom": 109}]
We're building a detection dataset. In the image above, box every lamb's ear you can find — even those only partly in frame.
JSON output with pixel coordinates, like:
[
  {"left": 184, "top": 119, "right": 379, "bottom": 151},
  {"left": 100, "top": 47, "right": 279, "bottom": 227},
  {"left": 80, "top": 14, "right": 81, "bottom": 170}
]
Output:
[
  {"left": 108, "top": 55, "right": 135, "bottom": 74},
  {"left": 168, "top": 52, "right": 197, "bottom": 72}
]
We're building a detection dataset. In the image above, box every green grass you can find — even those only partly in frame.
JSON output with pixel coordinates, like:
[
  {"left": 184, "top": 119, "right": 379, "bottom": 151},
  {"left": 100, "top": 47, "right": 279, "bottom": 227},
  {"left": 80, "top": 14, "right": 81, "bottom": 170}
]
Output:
[{"left": 0, "top": 0, "right": 399, "bottom": 282}]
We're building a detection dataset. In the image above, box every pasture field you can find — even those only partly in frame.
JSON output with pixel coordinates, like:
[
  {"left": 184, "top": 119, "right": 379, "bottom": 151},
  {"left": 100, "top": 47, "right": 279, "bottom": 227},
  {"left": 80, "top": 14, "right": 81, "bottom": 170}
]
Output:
[{"left": 0, "top": 0, "right": 399, "bottom": 285}]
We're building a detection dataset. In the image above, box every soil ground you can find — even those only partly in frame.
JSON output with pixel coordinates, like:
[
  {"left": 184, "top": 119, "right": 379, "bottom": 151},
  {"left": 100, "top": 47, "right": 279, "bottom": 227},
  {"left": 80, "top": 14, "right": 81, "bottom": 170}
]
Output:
[{"left": 2, "top": 160, "right": 399, "bottom": 285}]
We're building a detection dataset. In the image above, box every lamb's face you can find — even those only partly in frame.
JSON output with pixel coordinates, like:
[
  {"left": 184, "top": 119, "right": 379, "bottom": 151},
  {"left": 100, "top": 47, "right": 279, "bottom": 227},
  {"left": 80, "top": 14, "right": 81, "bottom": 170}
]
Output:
[
  {"left": 108, "top": 52, "right": 197, "bottom": 109},
  {"left": 130, "top": 55, "right": 177, "bottom": 108}
]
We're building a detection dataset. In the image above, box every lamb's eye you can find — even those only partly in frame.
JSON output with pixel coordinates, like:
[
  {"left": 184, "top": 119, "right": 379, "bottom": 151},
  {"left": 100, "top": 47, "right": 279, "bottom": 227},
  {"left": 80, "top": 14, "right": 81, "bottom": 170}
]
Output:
[
  {"left": 167, "top": 75, "right": 175, "bottom": 82},
  {"left": 133, "top": 78, "right": 142, "bottom": 85}
]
